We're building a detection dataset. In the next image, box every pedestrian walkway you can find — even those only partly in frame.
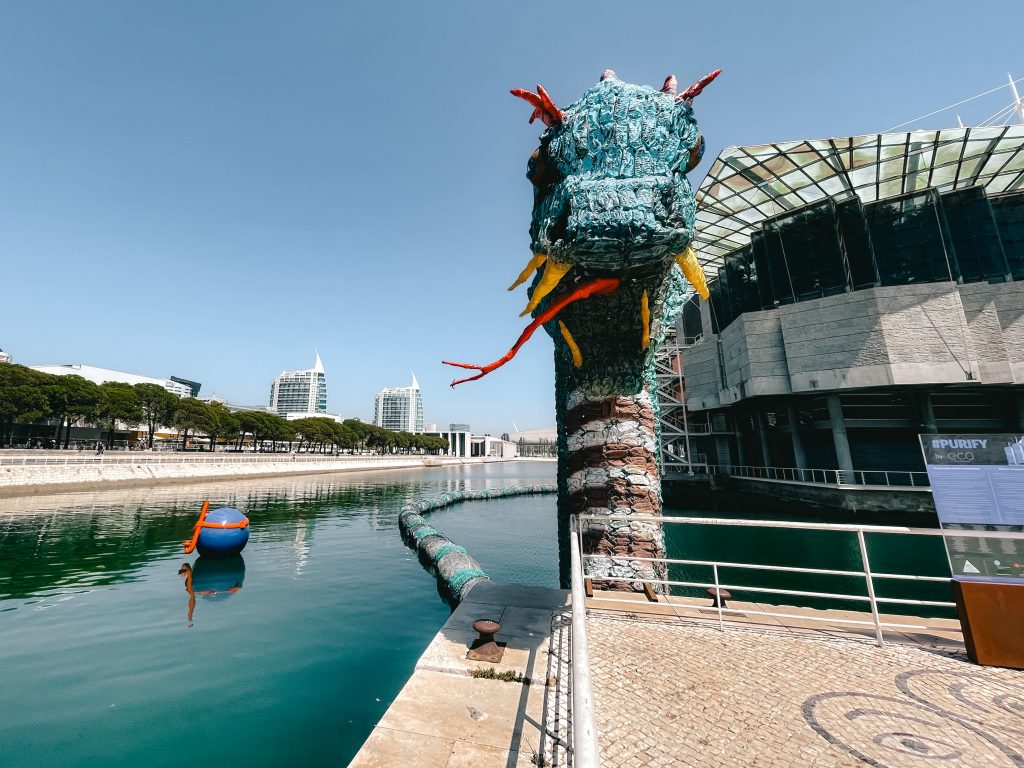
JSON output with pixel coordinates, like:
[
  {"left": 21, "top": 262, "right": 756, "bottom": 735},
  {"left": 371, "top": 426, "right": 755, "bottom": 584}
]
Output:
[
  {"left": 348, "top": 582, "right": 571, "bottom": 767},
  {"left": 585, "top": 593, "right": 1023, "bottom": 767}
]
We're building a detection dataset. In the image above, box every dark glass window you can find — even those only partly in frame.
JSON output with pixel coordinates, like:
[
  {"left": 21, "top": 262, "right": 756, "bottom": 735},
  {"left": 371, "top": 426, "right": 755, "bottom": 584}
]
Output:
[
  {"left": 707, "top": 276, "right": 728, "bottom": 334},
  {"left": 990, "top": 191, "right": 1024, "bottom": 280},
  {"left": 760, "top": 223, "right": 796, "bottom": 305},
  {"left": 865, "top": 189, "right": 957, "bottom": 286},
  {"left": 723, "top": 247, "right": 760, "bottom": 317},
  {"left": 835, "top": 197, "right": 877, "bottom": 288},
  {"left": 773, "top": 199, "right": 848, "bottom": 299},
  {"left": 750, "top": 230, "right": 775, "bottom": 309},
  {"left": 940, "top": 187, "right": 1009, "bottom": 283}
]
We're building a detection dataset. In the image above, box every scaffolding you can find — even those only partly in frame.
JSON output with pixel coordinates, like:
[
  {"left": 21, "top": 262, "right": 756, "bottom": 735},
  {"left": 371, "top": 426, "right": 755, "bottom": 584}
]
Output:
[{"left": 655, "top": 299, "right": 708, "bottom": 474}]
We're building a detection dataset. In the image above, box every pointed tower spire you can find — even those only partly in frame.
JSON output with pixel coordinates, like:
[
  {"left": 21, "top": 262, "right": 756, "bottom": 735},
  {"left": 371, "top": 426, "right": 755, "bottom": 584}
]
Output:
[
  {"left": 313, "top": 349, "right": 325, "bottom": 374},
  {"left": 411, "top": 371, "right": 419, "bottom": 389}
]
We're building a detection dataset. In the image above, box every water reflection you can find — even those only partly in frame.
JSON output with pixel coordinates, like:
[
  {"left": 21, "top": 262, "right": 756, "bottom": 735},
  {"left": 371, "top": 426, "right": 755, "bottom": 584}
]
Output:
[
  {"left": 178, "top": 556, "right": 246, "bottom": 626},
  {"left": 0, "top": 462, "right": 558, "bottom": 601}
]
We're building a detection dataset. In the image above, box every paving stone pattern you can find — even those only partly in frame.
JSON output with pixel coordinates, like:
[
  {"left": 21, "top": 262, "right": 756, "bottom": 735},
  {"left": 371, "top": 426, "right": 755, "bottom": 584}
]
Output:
[{"left": 587, "top": 614, "right": 1024, "bottom": 767}]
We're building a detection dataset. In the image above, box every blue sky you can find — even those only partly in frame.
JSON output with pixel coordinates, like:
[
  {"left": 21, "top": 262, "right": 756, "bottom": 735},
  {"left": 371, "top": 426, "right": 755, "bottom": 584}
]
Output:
[{"left": 2, "top": 1, "right": 1021, "bottom": 433}]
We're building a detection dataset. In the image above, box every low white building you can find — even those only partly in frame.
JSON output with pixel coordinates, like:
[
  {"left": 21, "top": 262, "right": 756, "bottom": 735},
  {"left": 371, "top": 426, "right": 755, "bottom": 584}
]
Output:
[{"left": 30, "top": 364, "right": 194, "bottom": 397}]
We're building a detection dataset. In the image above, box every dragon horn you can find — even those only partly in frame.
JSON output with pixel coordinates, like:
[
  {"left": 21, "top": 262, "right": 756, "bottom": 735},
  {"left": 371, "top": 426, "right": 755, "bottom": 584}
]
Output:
[
  {"left": 661, "top": 75, "right": 677, "bottom": 95},
  {"left": 510, "top": 85, "right": 564, "bottom": 128},
  {"left": 677, "top": 69, "right": 722, "bottom": 103}
]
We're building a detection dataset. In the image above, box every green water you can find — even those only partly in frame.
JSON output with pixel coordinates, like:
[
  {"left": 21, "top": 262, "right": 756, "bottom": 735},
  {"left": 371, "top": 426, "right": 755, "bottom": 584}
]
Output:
[
  {"left": 662, "top": 510, "right": 954, "bottom": 617},
  {"left": 0, "top": 462, "right": 557, "bottom": 768},
  {"left": 0, "top": 463, "right": 952, "bottom": 767}
]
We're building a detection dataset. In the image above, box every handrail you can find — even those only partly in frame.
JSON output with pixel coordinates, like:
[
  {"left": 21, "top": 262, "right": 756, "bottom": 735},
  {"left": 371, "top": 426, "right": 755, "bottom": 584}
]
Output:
[
  {"left": 572, "top": 513, "right": 1012, "bottom": 647},
  {"left": 569, "top": 518, "right": 601, "bottom": 768},
  {"left": 0, "top": 453, "right": 455, "bottom": 467},
  {"left": 707, "top": 464, "right": 930, "bottom": 488}
]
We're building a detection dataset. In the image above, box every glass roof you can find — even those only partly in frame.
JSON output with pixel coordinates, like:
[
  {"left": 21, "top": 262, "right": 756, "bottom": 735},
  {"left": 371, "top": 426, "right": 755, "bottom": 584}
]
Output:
[{"left": 693, "top": 125, "right": 1024, "bottom": 270}]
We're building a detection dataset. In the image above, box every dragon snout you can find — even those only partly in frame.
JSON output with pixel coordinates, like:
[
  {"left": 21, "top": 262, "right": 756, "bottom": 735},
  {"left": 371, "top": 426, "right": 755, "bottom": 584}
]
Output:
[{"left": 541, "top": 176, "right": 688, "bottom": 266}]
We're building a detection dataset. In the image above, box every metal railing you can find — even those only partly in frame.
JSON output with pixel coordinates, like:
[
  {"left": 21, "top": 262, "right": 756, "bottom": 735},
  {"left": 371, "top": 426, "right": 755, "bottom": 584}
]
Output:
[
  {"left": 721, "top": 464, "right": 931, "bottom": 488},
  {"left": 568, "top": 518, "right": 601, "bottom": 767},
  {"left": 0, "top": 453, "right": 446, "bottom": 467},
  {"left": 572, "top": 514, "right": 1024, "bottom": 646}
]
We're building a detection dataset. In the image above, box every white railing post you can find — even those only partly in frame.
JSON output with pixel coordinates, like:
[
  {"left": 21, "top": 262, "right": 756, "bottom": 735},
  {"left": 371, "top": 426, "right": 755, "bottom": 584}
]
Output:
[
  {"left": 568, "top": 517, "right": 600, "bottom": 768},
  {"left": 857, "top": 529, "right": 884, "bottom": 647},
  {"left": 713, "top": 563, "right": 724, "bottom": 632}
]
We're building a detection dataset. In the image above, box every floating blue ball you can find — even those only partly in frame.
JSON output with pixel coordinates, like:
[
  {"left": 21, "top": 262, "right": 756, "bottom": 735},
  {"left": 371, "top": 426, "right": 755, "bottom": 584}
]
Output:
[{"left": 196, "top": 507, "right": 250, "bottom": 557}]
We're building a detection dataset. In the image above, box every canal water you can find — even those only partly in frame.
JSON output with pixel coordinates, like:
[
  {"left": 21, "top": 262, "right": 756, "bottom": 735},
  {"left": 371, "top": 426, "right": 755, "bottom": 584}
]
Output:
[{"left": 0, "top": 461, "right": 951, "bottom": 767}]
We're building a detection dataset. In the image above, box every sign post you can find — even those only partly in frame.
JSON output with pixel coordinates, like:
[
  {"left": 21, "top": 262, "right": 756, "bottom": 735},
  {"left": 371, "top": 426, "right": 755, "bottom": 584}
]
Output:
[{"left": 920, "top": 434, "right": 1024, "bottom": 668}]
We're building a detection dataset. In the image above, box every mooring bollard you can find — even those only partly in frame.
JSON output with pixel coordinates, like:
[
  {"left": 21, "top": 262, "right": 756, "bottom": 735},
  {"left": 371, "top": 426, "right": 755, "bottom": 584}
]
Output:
[
  {"left": 707, "top": 587, "right": 732, "bottom": 609},
  {"left": 467, "top": 619, "right": 504, "bottom": 663}
]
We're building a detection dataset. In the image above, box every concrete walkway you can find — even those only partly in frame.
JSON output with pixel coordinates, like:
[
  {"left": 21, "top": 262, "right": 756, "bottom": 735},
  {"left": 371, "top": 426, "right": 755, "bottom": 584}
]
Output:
[
  {"left": 585, "top": 592, "right": 1023, "bottom": 767},
  {"left": 348, "top": 582, "right": 571, "bottom": 768}
]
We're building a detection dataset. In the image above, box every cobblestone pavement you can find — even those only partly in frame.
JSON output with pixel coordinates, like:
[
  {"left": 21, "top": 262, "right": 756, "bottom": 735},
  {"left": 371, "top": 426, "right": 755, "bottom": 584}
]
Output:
[{"left": 587, "top": 614, "right": 1024, "bottom": 767}]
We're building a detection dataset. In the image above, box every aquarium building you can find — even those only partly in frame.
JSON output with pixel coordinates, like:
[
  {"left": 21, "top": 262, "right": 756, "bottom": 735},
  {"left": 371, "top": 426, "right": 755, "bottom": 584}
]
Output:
[{"left": 676, "top": 126, "right": 1024, "bottom": 488}]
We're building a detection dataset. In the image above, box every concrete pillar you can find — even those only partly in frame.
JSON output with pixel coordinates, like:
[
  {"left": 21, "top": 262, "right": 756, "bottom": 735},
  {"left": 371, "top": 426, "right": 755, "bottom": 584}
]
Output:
[
  {"left": 756, "top": 408, "right": 772, "bottom": 468},
  {"left": 827, "top": 394, "right": 854, "bottom": 473},
  {"left": 787, "top": 404, "right": 807, "bottom": 472},
  {"left": 918, "top": 392, "right": 938, "bottom": 433},
  {"left": 734, "top": 434, "right": 746, "bottom": 467}
]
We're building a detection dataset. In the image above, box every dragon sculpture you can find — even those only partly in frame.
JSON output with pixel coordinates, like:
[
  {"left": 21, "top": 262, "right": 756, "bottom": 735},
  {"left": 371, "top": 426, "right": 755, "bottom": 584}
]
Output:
[{"left": 445, "top": 69, "right": 717, "bottom": 589}]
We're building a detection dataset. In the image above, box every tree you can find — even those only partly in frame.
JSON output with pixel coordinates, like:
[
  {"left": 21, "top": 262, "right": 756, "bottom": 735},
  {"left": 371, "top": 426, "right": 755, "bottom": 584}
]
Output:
[
  {"left": 0, "top": 365, "right": 51, "bottom": 446},
  {"left": 44, "top": 375, "right": 101, "bottom": 448},
  {"left": 173, "top": 398, "right": 214, "bottom": 451},
  {"left": 97, "top": 382, "right": 142, "bottom": 448},
  {"left": 205, "top": 402, "right": 239, "bottom": 452},
  {"left": 135, "top": 383, "right": 178, "bottom": 449}
]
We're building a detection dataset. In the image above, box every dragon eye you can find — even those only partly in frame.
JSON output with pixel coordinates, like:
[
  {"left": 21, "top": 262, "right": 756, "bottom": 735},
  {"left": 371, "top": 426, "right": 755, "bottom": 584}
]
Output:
[
  {"left": 527, "top": 146, "right": 555, "bottom": 192},
  {"left": 685, "top": 134, "right": 706, "bottom": 173}
]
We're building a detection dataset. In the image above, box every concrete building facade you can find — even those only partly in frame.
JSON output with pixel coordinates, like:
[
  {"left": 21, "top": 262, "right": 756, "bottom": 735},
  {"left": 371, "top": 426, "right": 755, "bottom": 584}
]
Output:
[{"left": 678, "top": 126, "right": 1024, "bottom": 479}]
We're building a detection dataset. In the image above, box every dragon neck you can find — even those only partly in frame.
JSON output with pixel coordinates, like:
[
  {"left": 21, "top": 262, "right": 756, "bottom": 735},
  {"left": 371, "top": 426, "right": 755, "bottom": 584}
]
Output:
[{"left": 555, "top": 353, "right": 666, "bottom": 591}]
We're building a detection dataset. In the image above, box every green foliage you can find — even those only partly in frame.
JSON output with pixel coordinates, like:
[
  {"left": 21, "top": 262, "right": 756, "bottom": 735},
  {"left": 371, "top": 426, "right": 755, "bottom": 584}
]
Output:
[
  {"left": 97, "top": 382, "right": 142, "bottom": 447},
  {"left": 0, "top": 364, "right": 52, "bottom": 446},
  {"left": 43, "top": 374, "right": 102, "bottom": 448},
  {"left": 134, "top": 383, "right": 178, "bottom": 448},
  {"left": 469, "top": 668, "right": 528, "bottom": 684},
  {"left": 172, "top": 397, "right": 219, "bottom": 450}
]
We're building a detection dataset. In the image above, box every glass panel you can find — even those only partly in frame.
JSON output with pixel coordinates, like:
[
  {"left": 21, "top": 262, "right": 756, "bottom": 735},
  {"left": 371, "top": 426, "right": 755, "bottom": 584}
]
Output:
[
  {"left": 760, "top": 223, "right": 796, "bottom": 305},
  {"left": 990, "top": 191, "right": 1024, "bottom": 280},
  {"left": 866, "top": 189, "right": 956, "bottom": 286},
  {"left": 750, "top": 230, "right": 775, "bottom": 309},
  {"left": 939, "top": 187, "right": 1009, "bottom": 283},
  {"left": 723, "top": 247, "right": 760, "bottom": 316},
  {"left": 836, "top": 198, "right": 877, "bottom": 289},
  {"left": 773, "top": 199, "right": 848, "bottom": 299}
]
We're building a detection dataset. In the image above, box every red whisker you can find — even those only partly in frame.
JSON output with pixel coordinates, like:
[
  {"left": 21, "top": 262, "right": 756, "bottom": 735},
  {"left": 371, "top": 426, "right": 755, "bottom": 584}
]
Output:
[{"left": 443, "top": 277, "right": 620, "bottom": 387}]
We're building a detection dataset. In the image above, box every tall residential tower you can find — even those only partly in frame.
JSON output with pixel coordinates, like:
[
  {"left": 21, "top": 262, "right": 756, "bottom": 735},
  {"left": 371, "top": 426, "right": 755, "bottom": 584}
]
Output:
[
  {"left": 374, "top": 374, "right": 423, "bottom": 433},
  {"left": 269, "top": 351, "right": 327, "bottom": 416}
]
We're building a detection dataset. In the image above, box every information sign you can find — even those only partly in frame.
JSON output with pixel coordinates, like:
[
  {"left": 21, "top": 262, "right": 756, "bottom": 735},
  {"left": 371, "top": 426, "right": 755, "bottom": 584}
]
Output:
[{"left": 920, "top": 434, "right": 1024, "bottom": 583}]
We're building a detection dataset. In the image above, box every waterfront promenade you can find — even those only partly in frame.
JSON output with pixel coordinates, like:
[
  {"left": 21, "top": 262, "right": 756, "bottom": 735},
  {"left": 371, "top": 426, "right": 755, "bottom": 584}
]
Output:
[
  {"left": 351, "top": 585, "right": 1024, "bottom": 767},
  {"left": 0, "top": 451, "right": 528, "bottom": 496}
]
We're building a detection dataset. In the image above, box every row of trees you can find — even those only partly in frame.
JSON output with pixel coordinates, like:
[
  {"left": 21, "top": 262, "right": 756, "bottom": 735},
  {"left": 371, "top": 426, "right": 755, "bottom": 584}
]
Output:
[{"left": 0, "top": 363, "right": 449, "bottom": 454}]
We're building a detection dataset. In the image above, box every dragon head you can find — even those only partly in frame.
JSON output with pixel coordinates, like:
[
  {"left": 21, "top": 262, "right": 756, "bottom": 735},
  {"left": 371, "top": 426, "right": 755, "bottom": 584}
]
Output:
[
  {"left": 444, "top": 69, "right": 716, "bottom": 388},
  {"left": 519, "top": 70, "right": 716, "bottom": 274}
]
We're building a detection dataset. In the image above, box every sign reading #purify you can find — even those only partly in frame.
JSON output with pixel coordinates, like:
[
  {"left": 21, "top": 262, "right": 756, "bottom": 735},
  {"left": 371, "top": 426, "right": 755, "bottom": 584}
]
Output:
[{"left": 920, "top": 434, "right": 1024, "bottom": 583}]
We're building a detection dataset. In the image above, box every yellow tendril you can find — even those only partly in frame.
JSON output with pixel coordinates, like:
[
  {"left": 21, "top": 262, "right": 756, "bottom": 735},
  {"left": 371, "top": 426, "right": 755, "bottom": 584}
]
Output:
[
  {"left": 520, "top": 259, "right": 573, "bottom": 317},
  {"left": 673, "top": 245, "right": 709, "bottom": 300},
  {"left": 507, "top": 253, "right": 547, "bottom": 291},
  {"left": 558, "top": 320, "right": 583, "bottom": 368},
  {"left": 641, "top": 290, "right": 650, "bottom": 350}
]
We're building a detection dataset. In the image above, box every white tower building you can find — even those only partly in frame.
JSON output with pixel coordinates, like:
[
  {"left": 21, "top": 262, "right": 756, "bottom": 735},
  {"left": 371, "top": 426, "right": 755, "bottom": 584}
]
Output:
[
  {"left": 269, "top": 351, "right": 328, "bottom": 416},
  {"left": 374, "top": 373, "right": 424, "bottom": 433}
]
